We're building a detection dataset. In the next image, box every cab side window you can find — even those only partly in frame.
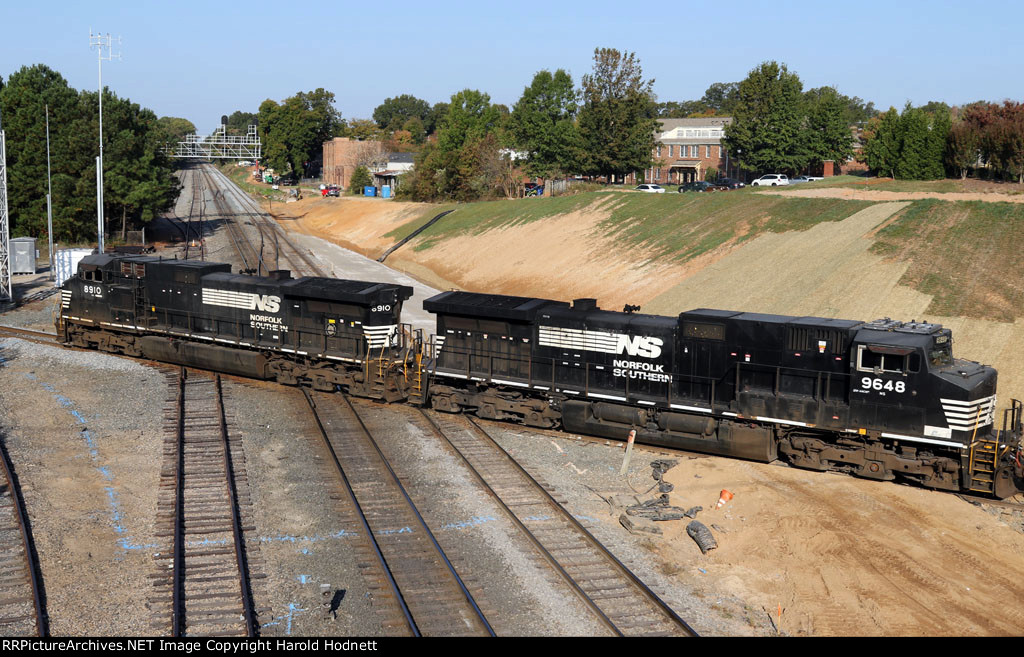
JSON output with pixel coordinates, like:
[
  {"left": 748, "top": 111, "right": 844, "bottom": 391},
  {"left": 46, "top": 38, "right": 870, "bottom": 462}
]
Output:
[{"left": 856, "top": 346, "right": 919, "bottom": 374}]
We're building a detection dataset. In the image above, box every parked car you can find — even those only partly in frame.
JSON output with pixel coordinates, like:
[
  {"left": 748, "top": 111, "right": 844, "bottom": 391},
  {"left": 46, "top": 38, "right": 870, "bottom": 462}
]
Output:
[
  {"left": 635, "top": 184, "right": 666, "bottom": 193},
  {"left": 716, "top": 177, "right": 745, "bottom": 189},
  {"left": 790, "top": 176, "right": 810, "bottom": 184},
  {"left": 678, "top": 180, "right": 725, "bottom": 193},
  {"left": 751, "top": 174, "right": 789, "bottom": 186}
]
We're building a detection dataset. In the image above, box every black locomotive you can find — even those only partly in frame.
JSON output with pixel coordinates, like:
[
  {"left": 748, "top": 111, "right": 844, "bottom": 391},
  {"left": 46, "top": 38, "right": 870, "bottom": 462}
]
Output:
[
  {"left": 58, "top": 254, "right": 419, "bottom": 401},
  {"left": 424, "top": 292, "right": 1022, "bottom": 498},
  {"left": 57, "top": 255, "right": 1023, "bottom": 498}
]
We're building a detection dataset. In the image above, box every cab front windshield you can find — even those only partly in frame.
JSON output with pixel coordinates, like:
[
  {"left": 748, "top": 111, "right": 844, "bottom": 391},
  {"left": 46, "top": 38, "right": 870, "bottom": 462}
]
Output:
[{"left": 929, "top": 337, "right": 953, "bottom": 367}]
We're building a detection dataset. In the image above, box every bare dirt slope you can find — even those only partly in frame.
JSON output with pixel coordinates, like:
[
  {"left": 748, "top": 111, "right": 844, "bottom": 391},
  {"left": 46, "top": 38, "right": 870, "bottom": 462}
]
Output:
[{"left": 272, "top": 191, "right": 1024, "bottom": 637}]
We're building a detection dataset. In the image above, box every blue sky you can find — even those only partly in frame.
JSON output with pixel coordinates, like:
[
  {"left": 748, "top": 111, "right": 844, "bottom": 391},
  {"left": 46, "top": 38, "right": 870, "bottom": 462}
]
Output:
[{"left": 2, "top": 0, "right": 1021, "bottom": 134}]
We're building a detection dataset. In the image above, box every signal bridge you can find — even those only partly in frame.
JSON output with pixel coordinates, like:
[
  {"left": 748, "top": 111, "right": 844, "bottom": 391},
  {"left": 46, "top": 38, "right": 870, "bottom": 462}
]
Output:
[{"left": 163, "top": 123, "right": 261, "bottom": 160}]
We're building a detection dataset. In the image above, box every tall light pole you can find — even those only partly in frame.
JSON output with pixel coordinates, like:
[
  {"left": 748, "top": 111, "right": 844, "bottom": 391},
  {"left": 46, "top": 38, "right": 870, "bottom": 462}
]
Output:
[
  {"left": 46, "top": 105, "right": 54, "bottom": 280},
  {"left": 89, "top": 30, "right": 120, "bottom": 254}
]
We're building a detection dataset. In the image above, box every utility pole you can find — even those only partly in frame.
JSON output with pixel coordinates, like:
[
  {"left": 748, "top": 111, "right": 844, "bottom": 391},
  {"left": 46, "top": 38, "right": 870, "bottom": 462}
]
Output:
[
  {"left": 0, "top": 106, "right": 10, "bottom": 302},
  {"left": 46, "top": 105, "right": 54, "bottom": 280},
  {"left": 89, "top": 30, "right": 121, "bottom": 254}
]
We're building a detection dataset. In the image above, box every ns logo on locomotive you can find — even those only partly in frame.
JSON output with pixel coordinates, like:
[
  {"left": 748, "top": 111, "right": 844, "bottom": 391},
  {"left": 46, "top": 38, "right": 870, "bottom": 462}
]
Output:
[{"left": 57, "top": 254, "right": 1023, "bottom": 498}]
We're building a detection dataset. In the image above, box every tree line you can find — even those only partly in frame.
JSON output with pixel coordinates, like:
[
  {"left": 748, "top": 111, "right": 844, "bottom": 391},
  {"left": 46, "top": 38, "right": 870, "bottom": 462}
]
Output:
[{"left": 0, "top": 64, "right": 180, "bottom": 242}]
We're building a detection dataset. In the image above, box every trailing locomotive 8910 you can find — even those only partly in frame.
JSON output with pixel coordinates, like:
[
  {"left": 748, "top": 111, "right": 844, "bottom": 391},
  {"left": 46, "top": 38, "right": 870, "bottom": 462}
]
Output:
[
  {"left": 57, "top": 253, "right": 422, "bottom": 401},
  {"left": 57, "top": 254, "right": 1023, "bottom": 498}
]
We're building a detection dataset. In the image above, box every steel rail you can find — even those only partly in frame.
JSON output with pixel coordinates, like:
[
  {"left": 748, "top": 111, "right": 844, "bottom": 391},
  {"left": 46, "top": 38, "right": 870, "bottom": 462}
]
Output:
[
  {"left": 415, "top": 407, "right": 622, "bottom": 636},
  {"left": 171, "top": 366, "right": 186, "bottom": 636},
  {"left": 465, "top": 413, "right": 697, "bottom": 636},
  {"left": 336, "top": 393, "right": 495, "bottom": 636},
  {"left": 205, "top": 166, "right": 327, "bottom": 278},
  {"left": 0, "top": 441, "right": 47, "bottom": 636},
  {"left": 198, "top": 167, "right": 263, "bottom": 275},
  {"left": 215, "top": 375, "right": 257, "bottom": 636},
  {"left": 301, "top": 388, "right": 418, "bottom": 636}
]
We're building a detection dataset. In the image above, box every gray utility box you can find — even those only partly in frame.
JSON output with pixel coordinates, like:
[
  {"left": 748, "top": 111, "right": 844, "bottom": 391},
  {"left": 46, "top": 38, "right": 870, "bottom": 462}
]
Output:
[{"left": 11, "top": 237, "right": 38, "bottom": 275}]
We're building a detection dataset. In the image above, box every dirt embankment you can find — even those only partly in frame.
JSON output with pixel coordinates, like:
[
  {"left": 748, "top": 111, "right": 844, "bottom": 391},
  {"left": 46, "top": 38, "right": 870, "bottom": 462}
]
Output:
[{"left": 269, "top": 192, "right": 1024, "bottom": 637}]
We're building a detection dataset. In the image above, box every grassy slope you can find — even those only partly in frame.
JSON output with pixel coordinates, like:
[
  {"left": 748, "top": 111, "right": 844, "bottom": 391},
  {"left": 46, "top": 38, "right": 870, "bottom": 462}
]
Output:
[
  {"left": 871, "top": 199, "right": 1024, "bottom": 321},
  {"left": 387, "top": 189, "right": 873, "bottom": 262}
]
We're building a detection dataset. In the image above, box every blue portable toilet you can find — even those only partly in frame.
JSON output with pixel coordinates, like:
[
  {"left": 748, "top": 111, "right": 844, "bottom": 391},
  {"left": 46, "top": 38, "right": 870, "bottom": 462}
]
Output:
[
  {"left": 382, "top": 185, "right": 391, "bottom": 199},
  {"left": 364, "top": 186, "right": 376, "bottom": 197}
]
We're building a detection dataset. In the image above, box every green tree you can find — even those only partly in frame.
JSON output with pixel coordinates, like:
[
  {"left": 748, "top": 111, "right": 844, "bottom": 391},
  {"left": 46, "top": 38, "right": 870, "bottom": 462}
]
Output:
[
  {"left": 436, "top": 89, "right": 502, "bottom": 155},
  {"left": 404, "top": 90, "right": 507, "bottom": 201},
  {"left": 401, "top": 116, "right": 426, "bottom": 144},
  {"left": 922, "top": 105, "right": 951, "bottom": 179},
  {"left": 373, "top": 94, "right": 431, "bottom": 131},
  {"left": 895, "top": 105, "right": 929, "bottom": 179},
  {"left": 862, "top": 108, "right": 901, "bottom": 179},
  {"left": 154, "top": 116, "right": 196, "bottom": 144},
  {"left": 99, "top": 93, "right": 179, "bottom": 238},
  {"left": 0, "top": 64, "right": 79, "bottom": 238},
  {"left": 577, "top": 48, "right": 659, "bottom": 182},
  {"left": 296, "top": 88, "right": 344, "bottom": 144},
  {"left": 0, "top": 64, "right": 178, "bottom": 241},
  {"left": 509, "top": 69, "right": 580, "bottom": 177},
  {"left": 701, "top": 82, "right": 739, "bottom": 115},
  {"left": 425, "top": 102, "right": 448, "bottom": 135},
  {"left": 346, "top": 118, "right": 381, "bottom": 141},
  {"left": 804, "top": 86, "right": 854, "bottom": 166},
  {"left": 348, "top": 165, "right": 373, "bottom": 194},
  {"left": 723, "top": 61, "right": 809, "bottom": 175},
  {"left": 224, "top": 110, "right": 256, "bottom": 135}
]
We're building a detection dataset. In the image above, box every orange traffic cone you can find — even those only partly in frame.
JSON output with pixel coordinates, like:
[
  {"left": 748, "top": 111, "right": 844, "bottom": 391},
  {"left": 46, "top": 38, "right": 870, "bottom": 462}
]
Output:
[{"left": 716, "top": 489, "right": 733, "bottom": 509}]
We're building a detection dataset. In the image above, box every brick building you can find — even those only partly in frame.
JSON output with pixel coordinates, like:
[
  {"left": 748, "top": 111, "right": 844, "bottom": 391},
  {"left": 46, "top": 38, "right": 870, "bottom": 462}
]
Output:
[
  {"left": 627, "top": 117, "right": 735, "bottom": 185},
  {"left": 322, "top": 138, "right": 388, "bottom": 189}
]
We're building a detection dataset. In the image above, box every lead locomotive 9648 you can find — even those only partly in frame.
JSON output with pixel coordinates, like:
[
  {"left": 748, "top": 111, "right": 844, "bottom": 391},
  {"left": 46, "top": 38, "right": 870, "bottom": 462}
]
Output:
[{"left": 57, "top": 254, "right": 1024, "bottom": 498}]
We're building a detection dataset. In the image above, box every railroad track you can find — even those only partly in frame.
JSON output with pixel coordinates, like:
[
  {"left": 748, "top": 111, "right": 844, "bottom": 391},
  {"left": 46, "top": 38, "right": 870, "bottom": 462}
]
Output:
[
  {"left": 0, "top": 325, "right": 59, "bottom": 347},
  {"left": 302, "top": 389, "right": 494, "bottom": 636},
  {"left": 414, "top": 409, "right": 697, "bottom": 637},
  {"left": 195, "top": 167, "right": 266, "bottom": 276},
  {"left": 183, "top": 167, "right": 206, "bottom": 262},
  {"left": 202, "top": 165, "right": 327, "bottom": 278},
  {"left": 149, "top": 368, "right": 262, "bottom": 636},
  {"left": 0, "top": 441, "right": 47, "bottom": 636}
]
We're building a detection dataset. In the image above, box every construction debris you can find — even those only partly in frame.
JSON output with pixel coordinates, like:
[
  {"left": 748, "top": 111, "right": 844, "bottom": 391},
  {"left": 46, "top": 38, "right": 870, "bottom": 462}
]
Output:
[
  {"left": 686, "top": 520, "right": 718, "bottom": 554},
  {"left": 625, "top": 494, "right": 688, "bottom": 521},
  {"left": 684, "top": 506, "right": 703, "bottom": 518},
  {"left": 619, "top": 513, "right": 662, "bottom": 536},
  {"left": 650, "top": 459, "right": 678, "bottom": 493}
]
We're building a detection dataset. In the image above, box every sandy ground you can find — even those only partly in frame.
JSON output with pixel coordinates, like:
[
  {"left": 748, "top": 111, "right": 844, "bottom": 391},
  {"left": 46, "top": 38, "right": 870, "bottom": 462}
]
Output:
[
  {"left": 658, "top": 457, "right": 1024, "bottom": 636},
  {"left": 267, "top": 188, "right": 1024, "bottom": 636}
]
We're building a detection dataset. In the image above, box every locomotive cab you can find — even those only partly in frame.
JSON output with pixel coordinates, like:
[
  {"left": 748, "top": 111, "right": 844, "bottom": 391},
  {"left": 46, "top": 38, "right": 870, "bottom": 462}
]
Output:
[{"left": 847, "top": 320, "right": 996, "bottom": 445}]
